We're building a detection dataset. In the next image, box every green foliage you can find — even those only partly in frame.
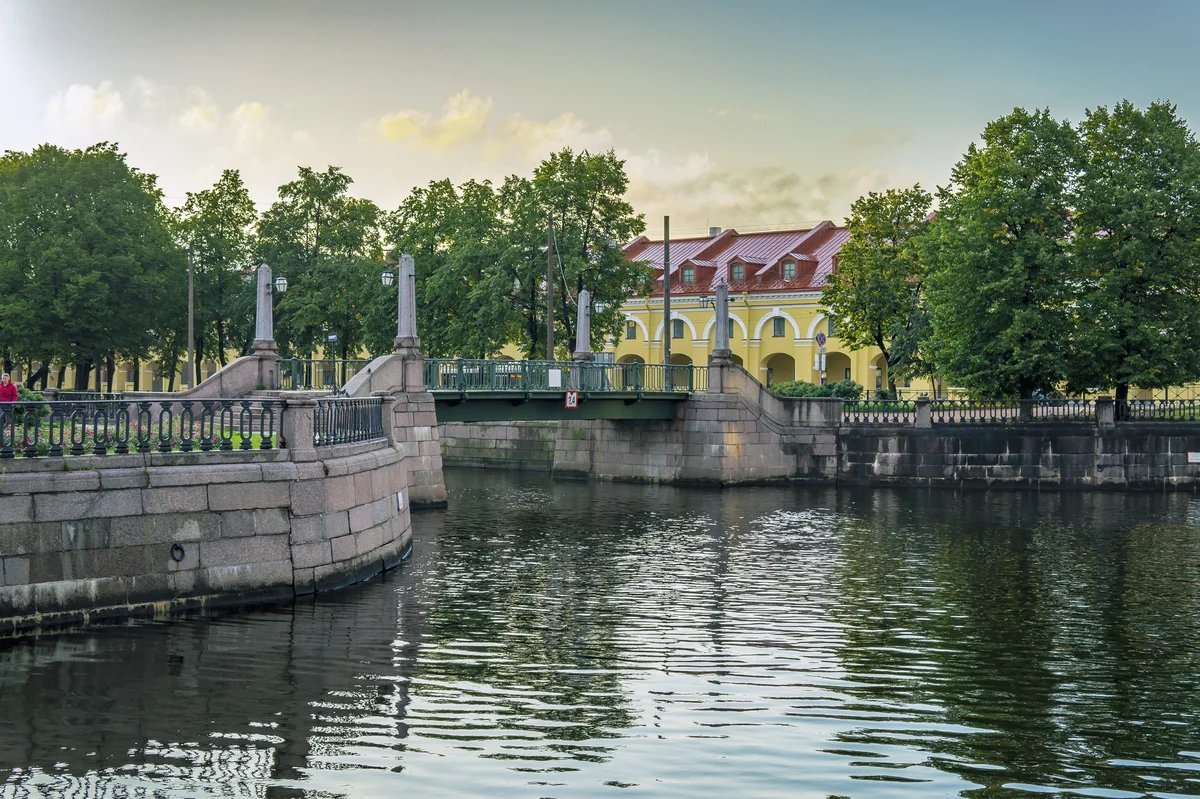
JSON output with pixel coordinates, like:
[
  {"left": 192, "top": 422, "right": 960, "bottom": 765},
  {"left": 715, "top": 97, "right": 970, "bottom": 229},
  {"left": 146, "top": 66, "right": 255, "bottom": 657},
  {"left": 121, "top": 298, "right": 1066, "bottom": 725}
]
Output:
[
  {"left": 256, "top": 167, "right": 383, "bottom": 360},
  {"left": 771, "top": 379, "right": 863, "bottom": 399},
  {"left": 820, "top": 185, "right": 932, "bottom": 391},
  {"left": 922, "top": 108, "right": 1080, "bottom": 400},
  {"left": 174, "top": 170, "right": 258, "bottom": 373},
  {"left": 0, "top": 143, "right": 182, "bottom": 388},
  {"left": 385, "top": 148, "right": 648, "bottom": 359},
  {"left": 1066, "top": 100, "right": 1200, "bottom": 401}
]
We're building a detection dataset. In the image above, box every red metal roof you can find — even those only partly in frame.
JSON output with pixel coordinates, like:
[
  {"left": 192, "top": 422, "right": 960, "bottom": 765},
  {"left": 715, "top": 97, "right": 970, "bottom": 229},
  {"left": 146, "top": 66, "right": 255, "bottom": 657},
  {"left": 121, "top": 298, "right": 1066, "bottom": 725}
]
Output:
[{"left": 627, "top": 222, "right": 850, "bottom": 295}]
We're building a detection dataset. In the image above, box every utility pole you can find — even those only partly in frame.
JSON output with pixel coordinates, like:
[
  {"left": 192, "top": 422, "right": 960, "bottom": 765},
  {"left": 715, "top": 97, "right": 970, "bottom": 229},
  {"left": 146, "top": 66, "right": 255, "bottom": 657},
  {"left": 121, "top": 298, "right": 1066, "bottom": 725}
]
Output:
[
  {"left": 186, "top": 247, "right": 195, "bottom": 390},
  {"left": 662, "top": 215, "right": 671, "bottom": 370},
  {"left": 546, "top": 212, "right": 555, "bottom": 360}
]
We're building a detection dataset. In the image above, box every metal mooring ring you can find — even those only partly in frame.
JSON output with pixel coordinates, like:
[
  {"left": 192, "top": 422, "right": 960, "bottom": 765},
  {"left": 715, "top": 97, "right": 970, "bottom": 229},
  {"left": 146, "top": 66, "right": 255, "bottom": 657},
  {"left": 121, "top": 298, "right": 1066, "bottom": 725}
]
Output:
[{"left": 170, "top": 543, "right": 186, "bottom": 563}]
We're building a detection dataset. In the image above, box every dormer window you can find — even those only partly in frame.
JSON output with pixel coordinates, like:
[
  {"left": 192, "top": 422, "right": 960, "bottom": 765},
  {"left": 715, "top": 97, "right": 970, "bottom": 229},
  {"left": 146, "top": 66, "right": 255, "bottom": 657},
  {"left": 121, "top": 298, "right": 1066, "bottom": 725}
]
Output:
[
  {"left": 783, "top": 261, "right": 796, "bottom": 281},
  {"left": 682, "top": 267, "right": 695, "bottom": 284},
  {"left": 731, "top": 263, "right": 744, "bottom": 281}
]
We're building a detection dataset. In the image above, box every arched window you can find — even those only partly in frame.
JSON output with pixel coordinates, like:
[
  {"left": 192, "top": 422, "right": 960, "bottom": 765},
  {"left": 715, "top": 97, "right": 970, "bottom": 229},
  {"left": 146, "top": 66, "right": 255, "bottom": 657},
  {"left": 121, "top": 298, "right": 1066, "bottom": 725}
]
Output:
[
  {"left": 625, "top": 321, "right": 637, "bottom": 340},
  {"left": 672, "top": 318, "right": 685, "bottom": 339},
  {"left": 772, "top": 317, "right": 786, "bottom": 337}
]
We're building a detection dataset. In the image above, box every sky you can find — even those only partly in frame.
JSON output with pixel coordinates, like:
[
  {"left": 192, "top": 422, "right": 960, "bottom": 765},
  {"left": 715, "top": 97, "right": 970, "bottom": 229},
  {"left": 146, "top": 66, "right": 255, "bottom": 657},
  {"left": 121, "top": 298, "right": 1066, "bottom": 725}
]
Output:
[{"left": 2, "top": 0, "right": 1199, "bottom": 238}]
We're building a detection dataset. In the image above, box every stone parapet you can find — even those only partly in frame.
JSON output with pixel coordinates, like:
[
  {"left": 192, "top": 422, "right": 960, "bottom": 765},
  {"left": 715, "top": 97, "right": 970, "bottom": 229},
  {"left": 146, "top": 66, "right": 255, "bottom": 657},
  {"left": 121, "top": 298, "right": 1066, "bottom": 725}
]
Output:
[{"left": 0, "top": 413, "right": 412, "bottom": 636}]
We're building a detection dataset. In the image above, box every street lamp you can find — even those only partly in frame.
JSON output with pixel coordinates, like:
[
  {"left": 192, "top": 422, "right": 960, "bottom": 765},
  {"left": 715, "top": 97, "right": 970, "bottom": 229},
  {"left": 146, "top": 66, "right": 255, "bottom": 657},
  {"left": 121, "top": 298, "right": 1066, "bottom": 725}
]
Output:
[{"left": 274, "top": 274, "right": 288, "bottom": 293}]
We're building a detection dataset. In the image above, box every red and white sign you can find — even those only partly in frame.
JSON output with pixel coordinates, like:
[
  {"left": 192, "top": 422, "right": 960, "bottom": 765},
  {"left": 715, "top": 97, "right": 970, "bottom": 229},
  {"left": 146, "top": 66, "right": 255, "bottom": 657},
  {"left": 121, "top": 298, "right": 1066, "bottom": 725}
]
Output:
[{"left": 564, "top": 390, "right": 579, "bottom": 409}]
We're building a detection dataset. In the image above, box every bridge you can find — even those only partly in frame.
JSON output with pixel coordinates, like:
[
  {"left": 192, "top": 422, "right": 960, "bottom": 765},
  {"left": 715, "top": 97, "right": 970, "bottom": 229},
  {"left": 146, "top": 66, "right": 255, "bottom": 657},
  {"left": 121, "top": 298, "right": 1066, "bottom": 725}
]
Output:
[{"left": 422, "top": 359, "right": 706, "bottom": 422}]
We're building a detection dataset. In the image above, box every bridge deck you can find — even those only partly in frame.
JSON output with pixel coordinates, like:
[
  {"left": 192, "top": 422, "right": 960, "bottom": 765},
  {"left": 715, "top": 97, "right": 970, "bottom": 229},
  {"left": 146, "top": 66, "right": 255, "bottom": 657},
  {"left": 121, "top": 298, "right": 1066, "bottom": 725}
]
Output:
[{"left": 424, "top": 359, "right": 704, "bottom": 422}]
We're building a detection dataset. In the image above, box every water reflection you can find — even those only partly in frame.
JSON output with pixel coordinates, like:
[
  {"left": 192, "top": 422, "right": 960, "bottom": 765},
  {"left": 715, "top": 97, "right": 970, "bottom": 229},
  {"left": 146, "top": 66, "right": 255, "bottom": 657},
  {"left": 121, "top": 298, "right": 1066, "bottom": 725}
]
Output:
[{"left": 1, "top": 472, "right": 1198, "bottom": 798}]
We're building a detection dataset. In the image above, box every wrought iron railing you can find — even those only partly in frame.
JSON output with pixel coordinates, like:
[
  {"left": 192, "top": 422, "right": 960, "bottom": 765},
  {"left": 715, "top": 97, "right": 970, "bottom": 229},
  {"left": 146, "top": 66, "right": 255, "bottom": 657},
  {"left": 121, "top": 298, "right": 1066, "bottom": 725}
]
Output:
[
  {"left": 423, "top": 359, "right": 707, "bottom": 393},
  {"left": 842, "top": 400, "right": 917, "bottom": 425},
  {"left": 314, "top": 397, "right": 385, "bottom": 446},
  {"left": 1123, "top": 399, "right": 1200, "bottom": 421},
  {"left": 277, "top": 358, "right": 372, "bottom": 390},
  {"left": 929, "top": 399, "right": 1096, "bottom": 425},
  {"left": 0, "top": 398, "right": 284, "bottom": 458}
]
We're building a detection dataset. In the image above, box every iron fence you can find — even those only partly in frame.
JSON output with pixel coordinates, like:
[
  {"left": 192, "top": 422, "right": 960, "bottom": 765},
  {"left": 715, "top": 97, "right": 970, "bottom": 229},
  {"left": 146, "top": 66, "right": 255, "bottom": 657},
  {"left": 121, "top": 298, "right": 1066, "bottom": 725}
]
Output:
[
  {"left": 423, "top": 359, "right": 707, "bottom": 393},
  {"left": 314, "top": 397, "right": 386, "bottom": 446},
  {"left": 928, "top": 399, "right": 1096, "bottom": 425},
  {"left": 1123, "top": 399, "right": 1200, "bottom": 421},
  {"left": 0, "top": 398, "right": 285, "bottom": 459},
  {"left": 842, "top": 400, "right": 917, "bottom": 425},
  {"left": 277, "top": 358, "right": 372, "bottom": 390}
]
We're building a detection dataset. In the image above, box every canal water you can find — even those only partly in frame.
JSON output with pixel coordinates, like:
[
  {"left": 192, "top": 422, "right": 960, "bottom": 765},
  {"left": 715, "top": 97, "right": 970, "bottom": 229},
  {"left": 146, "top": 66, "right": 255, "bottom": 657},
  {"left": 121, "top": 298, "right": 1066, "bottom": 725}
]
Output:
[{"left": 2, "top": 469, "right": 1200, "bottom": 798}]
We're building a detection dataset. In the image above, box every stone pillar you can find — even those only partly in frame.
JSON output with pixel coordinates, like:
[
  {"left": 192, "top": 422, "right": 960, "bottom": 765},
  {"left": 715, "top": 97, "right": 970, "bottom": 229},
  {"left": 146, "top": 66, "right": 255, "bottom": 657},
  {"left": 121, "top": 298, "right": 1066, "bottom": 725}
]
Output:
[
  {"left": 253, "top": 263, "right": 274, "bottom": 349},
  {"left": 282, "top": 397, "right": 318, "bottom": 462},
  {"left": 573, "top": 289, "right": 592, "bottom": 361},
  {"left": 915, "top": 396, "right": 931, "bottom": 428},
  {"left": 1096, "top": 396, "right": 1115, "bottom": 428},
  {"left": 252, "top": 262, "right": 279, "bottom": 389},
  {"left": 713, "top": 281, "right": 731, "bottom": 356},
  {"left": 392, "top": 252, "right": 425, "bottom": 391},
  {"left": 707, "top": 282, "right": 733, "bottom": 394},
  {"left": 395, "top": 252, "right": 419, "bottom": 350}
]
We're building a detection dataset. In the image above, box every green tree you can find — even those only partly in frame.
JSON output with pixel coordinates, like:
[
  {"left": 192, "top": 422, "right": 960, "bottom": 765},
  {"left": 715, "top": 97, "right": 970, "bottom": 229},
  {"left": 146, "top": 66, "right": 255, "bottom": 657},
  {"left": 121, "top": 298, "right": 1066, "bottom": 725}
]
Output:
[
  {"left": 384, "top": 149, "right": 649, "bottom": 360},
  {"left": 820, "top": 186, "right": 932, "bottom": 396},
  {"left": 256, "top": 166, "right": 383, "bottom": 366},
  {"left": 923, "top": 108, "right": 1080, "bottom": 400},
  {"left": 0, "top": 143, "right": 181, "bottom": 390},
  {"left": 1068, "top": 100, "right": 1200, "bottom": 404},
  {"left": 534, "top": 149, "right": 648, "bottom": 358},
  {"left": 175, "top": 169, "right": 258, "bottom": 382},
  {"left": 383, "top": 178, "right": 518, "bottom": 358}
]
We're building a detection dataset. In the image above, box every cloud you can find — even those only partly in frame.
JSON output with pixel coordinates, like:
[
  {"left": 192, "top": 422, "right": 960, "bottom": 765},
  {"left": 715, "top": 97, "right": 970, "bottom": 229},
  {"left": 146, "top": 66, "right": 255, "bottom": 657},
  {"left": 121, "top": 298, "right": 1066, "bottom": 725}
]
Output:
[
  {"left": 377, "top": 89, "right": 493, "bottom": 150},
  {"left": 178, "top": 102, "right": 219, "bottom": 133},
  {"left": 45, "top": 80, "right": 124, "bottom": 133},
  {"left": 231, "top": 101, "right": 269, "bottom": 147},
  {"left": 489, "top": 111, "right": 614, "bottom": 160},
  {"left": 621, "top": 150, "right": 888, "bottom": 231}
]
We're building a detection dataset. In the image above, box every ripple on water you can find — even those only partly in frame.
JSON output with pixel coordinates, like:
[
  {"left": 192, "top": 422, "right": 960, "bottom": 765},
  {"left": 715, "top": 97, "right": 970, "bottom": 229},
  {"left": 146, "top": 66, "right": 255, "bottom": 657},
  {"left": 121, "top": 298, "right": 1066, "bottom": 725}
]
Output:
[{"left": 2, "top": 473, "right": 1200, "bottom": 798}]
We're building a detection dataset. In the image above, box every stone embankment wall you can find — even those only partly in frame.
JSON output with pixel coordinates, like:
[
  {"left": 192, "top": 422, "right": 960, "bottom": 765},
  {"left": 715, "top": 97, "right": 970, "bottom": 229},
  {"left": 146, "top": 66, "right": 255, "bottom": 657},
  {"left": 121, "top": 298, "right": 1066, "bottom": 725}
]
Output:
[
  {"left": 439, "top": 362, "right": 1200, "bottom": 490},
  {"left": 441, "top": 363, "right": 839, "bottom": 485},
  {"left": 0, "top": 386, "right": 448, "bottom": 637}
]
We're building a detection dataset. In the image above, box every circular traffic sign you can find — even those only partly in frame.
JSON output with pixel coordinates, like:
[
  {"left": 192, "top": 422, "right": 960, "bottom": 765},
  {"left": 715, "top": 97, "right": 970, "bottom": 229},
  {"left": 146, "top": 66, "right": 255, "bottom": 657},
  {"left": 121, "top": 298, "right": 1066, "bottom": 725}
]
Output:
[{"left": 815, "top": 332, "right": 827, "bottom": 346}]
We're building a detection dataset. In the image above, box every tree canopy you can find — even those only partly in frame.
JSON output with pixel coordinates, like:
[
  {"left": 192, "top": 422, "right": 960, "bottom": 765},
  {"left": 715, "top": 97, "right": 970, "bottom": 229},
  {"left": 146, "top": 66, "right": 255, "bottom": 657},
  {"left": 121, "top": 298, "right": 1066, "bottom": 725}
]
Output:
[
  {"left": 820, "top": 185, "right": 932, "bottom": 395},
  {"left": 1067, "top": 100, "right": 1200, "bottom": 402},
  {"left": 0, "top": 143, "right": 181, "bottom": 389},
  {"left": 921, "top": 108, "right": 1081, "bottom": 400}
]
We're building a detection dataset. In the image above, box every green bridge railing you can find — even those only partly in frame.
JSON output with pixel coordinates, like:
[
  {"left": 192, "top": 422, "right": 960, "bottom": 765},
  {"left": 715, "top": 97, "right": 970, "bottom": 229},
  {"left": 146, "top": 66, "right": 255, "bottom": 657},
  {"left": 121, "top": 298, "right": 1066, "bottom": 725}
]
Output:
[{"left": 423, "top": 359, "right": 706, "bottom": 394}]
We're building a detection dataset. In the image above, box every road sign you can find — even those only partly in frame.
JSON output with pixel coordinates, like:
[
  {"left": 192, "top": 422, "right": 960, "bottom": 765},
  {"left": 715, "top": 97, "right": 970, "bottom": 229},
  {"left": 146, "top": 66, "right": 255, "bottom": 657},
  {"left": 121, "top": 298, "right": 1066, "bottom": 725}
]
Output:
[
  {"left": 564, "top": 390, "right": 579, "bottom": 409},
  {"left": 815, "top": 332, "right": 827, "bottom": 346}
]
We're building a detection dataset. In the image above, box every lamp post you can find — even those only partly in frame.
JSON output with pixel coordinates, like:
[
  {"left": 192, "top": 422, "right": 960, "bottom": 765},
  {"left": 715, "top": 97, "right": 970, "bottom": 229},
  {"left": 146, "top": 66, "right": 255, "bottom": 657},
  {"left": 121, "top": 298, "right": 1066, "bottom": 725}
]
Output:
[{"left": 186, "top": 248, "right": 194, "bottom": 390}]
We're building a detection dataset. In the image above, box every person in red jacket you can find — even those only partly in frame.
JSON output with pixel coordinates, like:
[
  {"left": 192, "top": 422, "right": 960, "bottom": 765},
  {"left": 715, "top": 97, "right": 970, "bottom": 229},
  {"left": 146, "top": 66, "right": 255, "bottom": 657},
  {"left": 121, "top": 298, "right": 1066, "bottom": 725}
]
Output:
[{"left": 0, "top": 374, "right": 18, "bottom": 403}]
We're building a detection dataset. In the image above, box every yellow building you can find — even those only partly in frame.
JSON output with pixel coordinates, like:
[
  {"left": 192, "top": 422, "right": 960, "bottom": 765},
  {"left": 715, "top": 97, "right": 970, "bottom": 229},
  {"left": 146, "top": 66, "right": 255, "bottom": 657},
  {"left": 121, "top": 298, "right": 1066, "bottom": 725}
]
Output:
[{"left": 607, "top": 223, "right": 907, "bottom": 395}]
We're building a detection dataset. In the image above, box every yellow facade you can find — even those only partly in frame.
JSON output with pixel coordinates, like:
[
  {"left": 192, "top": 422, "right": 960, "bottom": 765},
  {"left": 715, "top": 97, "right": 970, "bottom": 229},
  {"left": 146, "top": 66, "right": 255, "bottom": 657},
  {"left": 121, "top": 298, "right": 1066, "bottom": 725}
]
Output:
[{"left": 605, "top": 291, "right": 909, "bottom": 395}]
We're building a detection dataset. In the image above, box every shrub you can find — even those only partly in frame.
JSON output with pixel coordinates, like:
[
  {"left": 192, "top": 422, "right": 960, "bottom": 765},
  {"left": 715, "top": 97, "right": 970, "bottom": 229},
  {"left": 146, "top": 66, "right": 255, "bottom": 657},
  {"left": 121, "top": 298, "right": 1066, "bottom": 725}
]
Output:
[{"left": 771, "top": 379, "right": 863, "bottom": 400}]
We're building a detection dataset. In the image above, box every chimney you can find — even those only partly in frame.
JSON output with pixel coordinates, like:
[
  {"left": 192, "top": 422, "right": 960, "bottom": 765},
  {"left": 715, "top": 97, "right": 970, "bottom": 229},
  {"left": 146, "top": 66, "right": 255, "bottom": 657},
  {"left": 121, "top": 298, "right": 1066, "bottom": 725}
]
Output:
[{"left": 708, "top": 226, "right": 722, "bottom": 237}]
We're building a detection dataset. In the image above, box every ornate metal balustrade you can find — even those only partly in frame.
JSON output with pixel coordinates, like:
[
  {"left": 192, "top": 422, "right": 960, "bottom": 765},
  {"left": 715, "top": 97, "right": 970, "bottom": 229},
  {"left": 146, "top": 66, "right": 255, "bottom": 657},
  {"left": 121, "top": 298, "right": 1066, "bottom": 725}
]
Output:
[
  {"left": 842, "top": 400, "right": 916, "bottom": 425},
  {"left": 277, "top": 358, "right": 372, "bottom": 390},
  {"left": 929, "top": 399, "right": 1096, "bottom": 425},
  {"left": 423, "top": 359, "right": 707, "bottom": 393},
  {"left": 313, "top": 397, "right": 385, "bottom": 446},
  {"left": 1123, "top": 399, "right": 1200, "bottom": 421},
  {"left": 0, "top": 398, "right": 285, "bottom": 459}
]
